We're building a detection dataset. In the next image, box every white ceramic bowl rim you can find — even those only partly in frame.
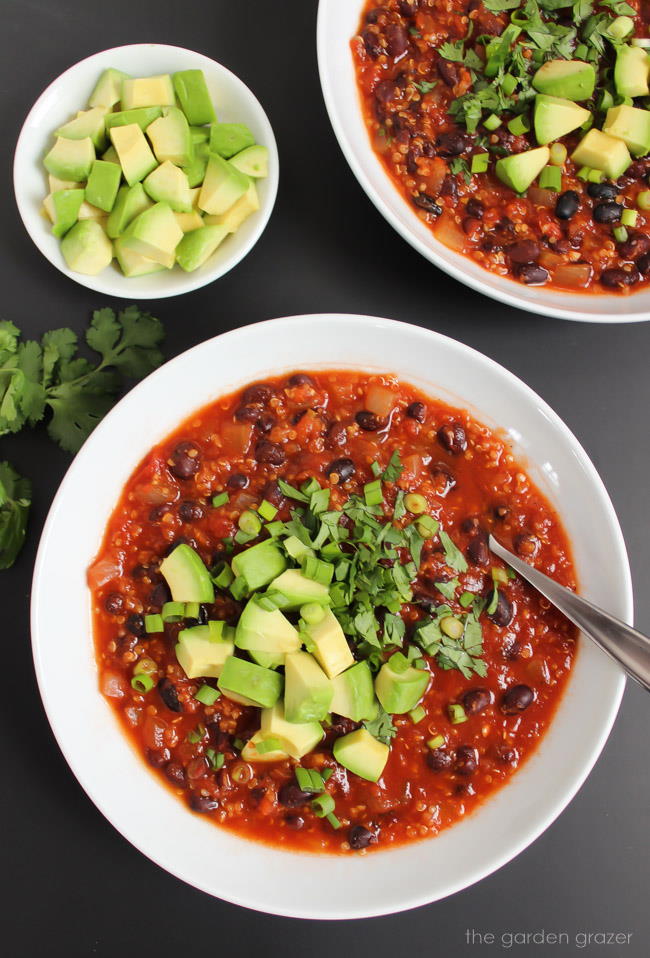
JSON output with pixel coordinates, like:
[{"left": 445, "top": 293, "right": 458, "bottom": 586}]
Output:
[
  {"left": 316, "top": 0, "right": 650, "bottom": 323},
  {"left": 13, "top": 43, "right": 279, "bottom": 299},
  {"left": 31, "top": 314, "right": 630, "bottom": 918}
]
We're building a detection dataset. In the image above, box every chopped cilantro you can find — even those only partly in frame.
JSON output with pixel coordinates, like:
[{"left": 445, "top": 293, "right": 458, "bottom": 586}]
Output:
[
  {"left": 440, "top": 530, "right": 469, "bottom": 573},
  {"left": 364, "top": 706, "right": 397, "bottom": 745}
]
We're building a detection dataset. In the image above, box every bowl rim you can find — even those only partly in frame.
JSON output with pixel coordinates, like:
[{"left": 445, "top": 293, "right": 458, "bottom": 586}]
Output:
[
  {"left": 316, "top": 0, "right": 650, "bottom": 324},
  {"left": 30, "top": 314, "right": 631, "bottom": 918},
  {"left": 13, "top": 42, "right": 279, "bottom": 300}
]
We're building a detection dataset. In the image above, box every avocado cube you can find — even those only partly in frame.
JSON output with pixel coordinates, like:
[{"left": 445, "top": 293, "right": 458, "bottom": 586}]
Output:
[
  {"left": 615, "top": 45, "right": 650, "bottom": 98},
  {"left": 56, "top": 107, "right": 107, "bottom": 151},
  {"left": 571, "top": 129, "right": 631, "bottom": 179},
  {"left": 241, "top": 730, "right": 289, "bottom": 763},
  {"left": 143, "top": 161, "right": 193, "bottom": 212},
  {"left": 173, "top": 70, "right": 217, "bottom": 125},
  {"left": 269, "top": 569, "right": 331, "bottom": 611},
  {"left": 121, "top": 74, "right": 175, "bottom": 110},
  {"left": 48, "top": 174, "right": 82, "bottom": 192},
  {"left": 534, "top": 95, "right": 591, "bottom": 146},
  {"left": 204, "top": 181, "right": 259, "bottom": 233},
  {"left": 174, "top": 210, "right": 204, "bottom": 233},
  {"left": 218, "top": 657, "right": 283, "bottom": 709},
  {"left": 101, "top": 145, "right": 121, "bottom": 165},
  {"left": 333, "top": 728, "right": 389, "bottom": 782},
  {"left": 60, "top": 220, "right": 112, "bottom": 275},
  {"left": 109, "top": 123, "right": 158, "bottom": 186},
  {"left": 198, "top": 154, "right": 250, "bottom": 215},
  {"left": 105, "top": 107, "right": 163, "bottom": 133},
  {"left": 107, "top": 183, "right": 152, "bottom": 238},
  {"left": 147, "top": 107, "right": 193, "bottom": 167},
  {"left": 175, "top": 621, "right": 235, "bottom": 679},
  {"left": 230, "top": 540, "right": 287, "bottom": 592},
  {"left": 330, "top": 661, "right": 378, "bottom": 722},
  {"left": 603, "top": 104, "right": 650, "bottom": 156},
  {"left": 45, "top": 136, "right": 95, "bottom": 183},
  {"left": 209, "top": 122, "right": 255, "bottom": 158},
  {"left": 49, "top": 188, "right": 85, "bottom": 237},
  {"left": 114, "top": 237, "right": 166, "bottom": 277},
  {"left": 304, "top": 608, "right": 354, "bottom": 679},
  {"left": 85, "top": 160, "right": 122, "bottom": 212},
  {"left": 89, "top": 68, "right": 130, "bottom": 109},
  {"left": 121, "top": 201, "right": 183, "bottom": 268},
  {"left": 159, "top": 543, "right": 214, "bottom": 603},
  {"left": 191, "top": 125, "right": 210, "bottom": 145},
  {"left": 235, "top": 598, "right": 300, "bottom": 657},
  {"left": 375, "top": 658, "right": 429, "bottom": 714},
  {"left": 495, "top": 146, "right": 550, "bottom": 194},
  {"left": 260, "top": 703, "right": 323, "bottom": 758},
  {"left": 182, "top": 141, "right": 210, "bottom": 188},
  {"left": 284, "top": 651, "right": 333, "bottom": 723},
  {"left": 248, "top": 649, "right": 285, "bottom": 670},
  {"left": 532, "top": 59, "right": 596, "bottom": 101},
  {"left": 230, "top": 145, "right": 269, "bottom": 178}
]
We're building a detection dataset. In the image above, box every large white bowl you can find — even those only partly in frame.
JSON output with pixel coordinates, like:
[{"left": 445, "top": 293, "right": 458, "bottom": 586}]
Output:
[
  {"left": 317, "top": 1, "right": 650, "bottom": 323},
  {"left": 14, "top": 43, "right": 279, "bottom": 299},
  {"left": 31, "top": 314, "right": 630, "bottom": 918}
]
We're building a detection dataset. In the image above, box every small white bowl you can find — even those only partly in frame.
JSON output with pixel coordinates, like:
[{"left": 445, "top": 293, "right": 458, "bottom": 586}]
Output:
[
  {"left": 14, "top": 43, "right": 279, "bottom": 299},
  {"left": 317, "top": 0, "right": 650, "bottom": 323},
  {"left": 31, "top": 314, "right": 630, "bottom": 918}
]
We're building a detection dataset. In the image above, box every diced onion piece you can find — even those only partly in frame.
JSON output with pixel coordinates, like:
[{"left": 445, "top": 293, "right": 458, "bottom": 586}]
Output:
[
  {"left": 231, "top": 491, "right": 257, "bottom": 512},
  {"left": 133, "top": 484, "right": 171, "bottom": 506},
  {"left": 428, "top": 157, "right": 448, "bottom": 197},
  {"left": 528, "top": 187, "right": 558, "bottom": 209},
  {"left": 87, "top": 556, "right": 123, "bottom": 590},
  {"left": 221, "top": 422, "right": 253, "bottom": 455},
  {"left": 436, "top": 215, "right": 466, "bottom": 252},
  {"left": 553, "top": 263, "right": 592, "bottom": 289},
  {"left": 365, "top": 384, "right": 396, "bottom": 417},
  {"left": 538, "top": 251, "right": 564, "bottom": 269},
  {"left": 101, "top": 670, "right": 127, "bottom": 699},
  {"left": 142, "top": 714, "right": 168, "bottom": 749},
  {"left": 401, "top": 453, "right": 423, "bottom": 479}
]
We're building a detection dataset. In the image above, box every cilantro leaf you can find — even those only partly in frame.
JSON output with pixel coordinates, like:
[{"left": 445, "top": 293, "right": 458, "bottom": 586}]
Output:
[
  {"left": 382, "top": 450, "right": 404, "bottom": 483},
  {"left": 415, "top": 80, "right": 437, "bottom": 94},
  {"left": 364, "top": 706, "right": 397, "bottom": 745},
  {"left": 440, "top": 529, "right": 469, "bottom": 573},
  {"left": 483, "top": 0, "right": 522, "bottom": 10},
  {"left": 438, "top": 40, "right": 465, "bottom": 62},
  {"left": 0, "top": 462, "right": 31, "bottom": 569}
]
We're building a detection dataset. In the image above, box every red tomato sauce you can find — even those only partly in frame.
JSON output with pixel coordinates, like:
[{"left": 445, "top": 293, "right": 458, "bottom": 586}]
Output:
[{"left": 89, "top": 370, "right": 577, "bottom": 854}]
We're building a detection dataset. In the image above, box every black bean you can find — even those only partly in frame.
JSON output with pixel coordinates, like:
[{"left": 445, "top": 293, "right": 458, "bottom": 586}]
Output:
[
  {"left": 278, "top": 783, "right": 312, "bottom": 808},
  {"left": 362, "top": 27, "right": 383, "bottom": 58},
  {"left": 437, "top": 58, "right": 459, "bottom": 87},
  {"left": 158, "top": 678, "right": 182, "bottom": 713},
  {"left": 234, "top": 405, "right": 261, "bottom": 424},
  {"left": 262, "top": 479, "right": 286, "bottom": 508},
  {"left": 149, "top": 582, "right": 170, "bottom": 608},
  {"left": 386, "top": 22, "right": 409, "bottom": 58},
  {"left": 349, "top": 825, "right": 378, "bottom": 850},
  {"left": 617, "top": 231, "right": 650, "bottom": 260},
  {"left": 226, "top": 473, "right": 248, "bottom": 490},
  {"left": 168, "top": 441, "right": 200, "bottom": 479},
  {"left": 429, "top": 461, "right": 456, "bottom": 496},
  {"left": 488, "top": 590, "right": 514, "bottom": 627},
  {"left": 164, "top": 762, "right": 187, "bottom": 787},
  {"left": 326, "top": 421, "right": 347, "bottom": 447},
  {"left": 463, "top": 688, "right": 492, "bottom": 715},
  {"left": 104, "top": 592, "right": 124, "bottom": 615},
  {"left": 285, "top": 814, "right": 305, "bottom": 830},
  {"left": 325, "top": 457, "right": 356, "bottom": 482},
  {"left": 437, "top": 422, "right": 467, "bottom": 455},
  {"left": 502, "top": 684, "right": 534, "bottom": 714},
  {"left": 600, "top": 266, "right": 639, "bottom": 288},
  {"left": 355, "top": 410, "right": 383, "bottom": 431},
  {"left": 242, "top": 383, "right": 272, "bottom": 405},
  {"left": 254, "top": 440, "right": 286, "bottom": 465},
  {"left": 406, "top": 401, "right": 426, "bottom": 422},
  {"left": 454, "top": 745, "right": 478, "bottom": 776},
  {"left": 126, "top": 613, "right": 145, "bottom": 636},
  {"left": 179, "top": 500, "right": 204, "bottom": 522},
  {"left": 466, "top": 197, "right": 484, "bottom": 220},
  {"left": 587, "top": 182, "right": 618, "bottom": 201},
  {"left": 413, "top": 193, "right": 442, "bottom": 216},
  {"left": 365, "top": 7, "right": 387, "bottom": 24},
  {"left": 461, "top": 516, "right": 479, "bottom": 534},
  {"left": 287, "top": 373, "right": 315, "bottom": 387},
  {"left": 555, "top": 190, "right": 580, "bottom": 220},
  {"left": 190, "top": 793, "right": 219, "bottom": 813},
  {"left": 374, "top": 79, "right": 399, "bottom": 105},
  {"left": 515, "top": 264, "right": 549, "bottom": 286},
  {"left": 439, "top": 175, "right": 458, "bottom": 199},
  {"left": 507, "top": 240, "right": 540, "bottom": 264},
  {"left": 593, "top": 201, "right": 622, "bottom": 224},
  {"left": 515, "top": 532, "right": 539, "bottom": 557},
  {"left": 146, "top": 747, "right": 171, "bottom": 768},
  {"left": 398, "top": 0, "right": 419, "bottom": 15},
  {"left": 257, "top": 412, "right": 276, "bottom": 433},
  {"left": 637, "top": 253, "right": 650, "bottom": 275},
  {"left": 149, "top": 504, "right": 170, "bottom": 522},
  {"left": 496, "top": 745, "right": 518, "bottom": 764},
  {"left": 467, "top": 530, "right": 489, "bottom": 566},
  {"left": 427, "top": 748, "right": 453, "bottom": 772},
  {"left": 436, "top": 131, "right": 471, "bottom": 157}
]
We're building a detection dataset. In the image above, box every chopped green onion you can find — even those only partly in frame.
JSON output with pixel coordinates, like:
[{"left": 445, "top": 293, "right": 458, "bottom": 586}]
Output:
[
  {"left": 162, "top": 601, "right": 186, "bottom": 623},
  {"left": 133, "top": 656, "right": 157, "bottom": 676},
  {"left": 507, "top": 114, "right": 530, "bottom": 136},
  {"left": 195, "top": 684, "right": 220, "bottom": 706},
  {"left": 483, "top": 113, "right": 502, "bottom": 131},
  {"left": 301, "top": 602, "right": 326, "bottom": 625},
  {"left": 577, "top": 166, "right": 591, "bottom": 181},
  {"left": 459, "top": 591, "right": 475, "bottom": 608},
  {"left": 621, "top": 208, "right": 638, "bottom": 227},
  {"left": 295, "top": 766, "right": 313, "bottom": 791},
  {"left": 632, "top": 37, "right": 650, "bottom": 48},
  {"left": 256, "top": 736, "right": 283, "bottom": 754},
  {"left": 256, "top": 591, "right": 284, "bottom": 611},
  {"left": 501, "top": 73, "right": 517, "bottom": 96},
  {"left": 211, "top": 491, "right": 229, "bottom": 508},
  {"left": 440, "top": 616, "right": 464, "bottom": 640},
  {"left": 233, "top": 737, "right": 245, "bottom": 751},
  {"left": 302, "top": 555, "right": 334, "bottom": 585},
  {"left": 587, "top": 168, "right": 604, "bottom": 183},
  {"left": 574, "top": 43, "right": 588, "bottom": 60},
  {"left": 638, "top": 190, "right": 650, "bottom": 211},
  {"left": 471, "top": 152, "right": 489, "bottom": 174},
  {"left": 409, "top": 705, "right": 426, "bottom": 724},
  {"left": 322, "top": 768, "right": 334, "bottom": 782},
  {"left": 185, "top": 601, "right": 200, "bottom": 620},
  {"left": 370, "top": 461, "right": 382, "bottom": 478},
  {"left": 308, "top": 768, "right": 325, "bottom": 791},
  {"left": 264, "top": 520, "right": 284, "bottom": 537},
  {"left": 539, "top": 165, "right": 561, "bottom": 191},
  {"left": 608, "top": 15, "right": 634, "bottom": 40},
  {"left": 326, "top": 812, "right": 341, "bottom": 829},
  {"left": 416, "top": 514, "right": 439, "bottom": 538},
  {"left": 206, "top": 748, "right": 225, "bottom": 770},
  {"left": 311, "top": 793, "right": 335, "bottom": 818},
  {"left": 404, "top": 492, "right": 427, "bottom": 514},
  {"left": 187, "top": 724, "right": 206, "bottom": 744},
  {"left": 238, "top": 509, "right": 262, "bottom": 536},
  {"left": 258, "top": 499, "right": 278, "bottom": 521},
  {"left": 131, "top": 673, "right": 154, "bottom": 694},
  {"left": 234, "top": 529, "right": 255, "bottom": 545},
  {"left": 363, "top": 479, "right": 383, "bottom": 507},
  {"left": 212, "top": 562, "right": 234, "bottom": 589},
  {"left": 613, "top": 226, "right": 628, "bottom": 243},
  {"left": 427, "top": 734, "right": 445, "bottom": 750},
  {"left": 144, "top": 613, "right": 164, "bottom": 633},
  {"left": 448, "top": 703, "right": 468, "bottom": 725},
  {"left": 320, "top": 541, "right": 342, "bottom": 559},
  {"left": 597, "top": 89, "right": 614, "bottom": 112},
  {"left": 230, "top": 576, "right": 249, "bottom": 601},
  {"left": 492, "top": 566, "right": 509, "bottom": 586}
]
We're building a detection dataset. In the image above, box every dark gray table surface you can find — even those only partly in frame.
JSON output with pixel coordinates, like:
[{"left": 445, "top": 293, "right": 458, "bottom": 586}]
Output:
[{"left": 2, "top": 1, "right": 648, "bottom": 954}]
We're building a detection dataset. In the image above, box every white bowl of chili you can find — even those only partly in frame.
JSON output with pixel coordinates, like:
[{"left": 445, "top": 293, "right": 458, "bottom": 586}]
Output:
[
  {"left": 317, "top": 0, "right": 650, "bottom": 322},
  {"left": 14, "top": 43, "right": 278, "bottom": 299},
  {"left": 31, "top": 314, "right": 630, "bottom": 917}
]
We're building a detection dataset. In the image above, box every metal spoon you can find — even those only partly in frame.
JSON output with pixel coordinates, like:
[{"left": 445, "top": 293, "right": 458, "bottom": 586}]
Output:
[{"left": 488, "top": 535, "right": 650, "bottom": 693}]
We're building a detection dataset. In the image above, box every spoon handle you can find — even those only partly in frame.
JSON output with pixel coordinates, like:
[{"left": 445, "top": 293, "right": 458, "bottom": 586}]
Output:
[{"left": 488, "top": 535, "right": 650, "bottom": 693}]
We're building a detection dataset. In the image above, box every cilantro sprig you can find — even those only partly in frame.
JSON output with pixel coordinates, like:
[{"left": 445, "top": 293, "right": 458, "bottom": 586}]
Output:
[{"left": 0, "top": 462, "right": 31, "bottom": 570}]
